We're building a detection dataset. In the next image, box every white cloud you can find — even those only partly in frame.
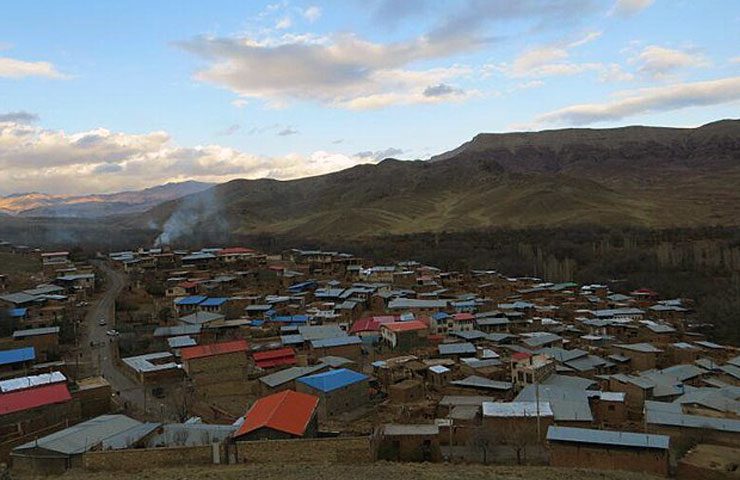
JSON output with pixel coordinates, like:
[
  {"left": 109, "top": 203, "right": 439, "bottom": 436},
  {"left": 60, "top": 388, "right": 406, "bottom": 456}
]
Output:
[
  {"left": 493, "top": 31, "right": 632, "bottom": 82},
  {"left": 303, "top": 6, "right": 321, "bottom": 23},
  {"left": 609, "top": 0, "right": 654, "bottom": 17},
  {"left": 0, "top": 56, "right": 67, "bottom": 79},
  {"left": 0, "top": 121, "right": 380, "bottom": 195},
  {"left": 181, "top": 33, "right": 478, "bottom": 109},
  {"left": 526, "top": 76, "right": 740, "bottom": 127},
  {"left": 731, "top": 56, "right": 740, "bottom": 64},
  {"left": 632, "top": 45, "right": 709, "bottom": 79},
  {"left": 275, "top": 16, "right": 292, "bottom": 30}
]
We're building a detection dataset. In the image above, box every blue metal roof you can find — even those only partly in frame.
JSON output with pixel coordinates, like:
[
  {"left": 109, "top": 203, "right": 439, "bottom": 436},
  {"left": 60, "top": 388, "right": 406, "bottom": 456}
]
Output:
[
  {"left": 7, "top": 308, "right": 28, "bottom": 318},
  {"left": 432, "top": 312, "right": 450, "bottom": 321},
  {"left": 0, "top": 346, "right": 36, "bottom": 366},
  {"left": 297, "top": 368, "right": 368, "bottom": 393},
  {"left": 199, "top": 297, "right": 227, "bottom": 307},
  {"left": 175, "top": 296, "right": 207, "bottom": 306}
]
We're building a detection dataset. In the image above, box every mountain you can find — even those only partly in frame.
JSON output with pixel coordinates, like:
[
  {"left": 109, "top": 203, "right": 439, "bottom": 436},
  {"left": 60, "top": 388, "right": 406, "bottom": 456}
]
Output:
[
  {"left": 0, "top": 181, "right": 214, "bottom": 218},
  {"left": 135, "top": 120, "right": 740, "bottom": 243}
]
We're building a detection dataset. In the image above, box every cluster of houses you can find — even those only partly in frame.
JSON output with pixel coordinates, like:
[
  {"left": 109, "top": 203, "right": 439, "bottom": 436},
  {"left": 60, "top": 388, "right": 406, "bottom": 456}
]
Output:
[{"left": 1, "top": 243, "right": 738, "bottom": 477}]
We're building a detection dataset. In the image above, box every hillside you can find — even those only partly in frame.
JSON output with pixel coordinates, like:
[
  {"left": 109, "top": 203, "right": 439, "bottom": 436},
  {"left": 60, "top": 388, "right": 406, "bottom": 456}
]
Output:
[
  {"left": 0, "top": 181, "right": 213, "bottom": 218},
  {"left": 135, "top": 120, "right": 740, "bottom": 243}
]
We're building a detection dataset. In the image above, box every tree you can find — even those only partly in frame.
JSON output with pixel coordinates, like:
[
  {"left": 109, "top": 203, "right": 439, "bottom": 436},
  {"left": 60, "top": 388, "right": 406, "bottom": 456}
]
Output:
[{"left": 469, "top": 426, "right": 496, "bottom": 464}]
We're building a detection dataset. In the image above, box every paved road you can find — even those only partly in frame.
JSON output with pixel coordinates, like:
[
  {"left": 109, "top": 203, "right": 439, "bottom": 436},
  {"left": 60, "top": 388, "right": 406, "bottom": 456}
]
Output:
[{"left": 85, "top": 261, "right": 174, "bottom": 421}]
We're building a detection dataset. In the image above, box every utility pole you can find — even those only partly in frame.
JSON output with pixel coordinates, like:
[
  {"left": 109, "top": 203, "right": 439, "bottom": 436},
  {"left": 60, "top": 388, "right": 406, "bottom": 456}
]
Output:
[{"left": 535, "top": 379, "right": 541, "bottom": 441}]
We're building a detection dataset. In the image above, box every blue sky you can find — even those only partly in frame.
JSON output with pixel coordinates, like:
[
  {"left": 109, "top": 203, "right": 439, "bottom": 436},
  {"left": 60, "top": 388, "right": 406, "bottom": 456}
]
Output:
[{"left": 1, "top": 0, "right": 739, "bottom": 194}]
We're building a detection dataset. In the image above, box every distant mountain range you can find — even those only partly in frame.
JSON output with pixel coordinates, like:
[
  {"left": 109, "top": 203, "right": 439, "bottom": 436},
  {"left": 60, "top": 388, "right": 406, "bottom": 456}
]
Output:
[
  {"left": 1, "top": 120, "right": 738, "bottom": 246},
  {"left": 132, "top": 119, "right": 740, "bottom": 242},
  {"left": 0, "top": 181, "right": 214, "bottom": 218}
]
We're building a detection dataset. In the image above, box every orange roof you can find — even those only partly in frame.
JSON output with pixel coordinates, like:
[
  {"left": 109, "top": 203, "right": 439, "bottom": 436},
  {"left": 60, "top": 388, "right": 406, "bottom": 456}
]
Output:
[
  {"left": 382, "top": 320, "right": 428, "bottom": 332},
  {"left": 181, "top": 339, "right": 249, "bottom": 361},
  {"left": 234, "top": 390, "right": 319, "bottom": 438}
]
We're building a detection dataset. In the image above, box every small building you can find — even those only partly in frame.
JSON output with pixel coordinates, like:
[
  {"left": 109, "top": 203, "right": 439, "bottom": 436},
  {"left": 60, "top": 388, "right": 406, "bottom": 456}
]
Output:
[
  {"left": 376, "top": 424, "right": 442, "bottom": 462},
  {"left": 309, "top": 335, "right": 363, "bottom": 362},
  {"left": 11, "top": 415, "right": 152, "bottom": 475},
  {"left": 389, "top": 379, "right": 425, "bottom": 403},
  {"left": 12, "top": 327, "right": 60, "bottom": 361},
  {"left": 614, "top": 343, "right": 663, "bottom": 371},
  {"left": 0, "top": 347, "right": 36, "bottom": 373},
  {"left": 258, "top": 363, "right": 328, "bottom": 395},
  {"left": 482, "top": 401, "right": 554, "bottom": 441},
  {"left": 121, "top": 352, "right": 181, "bottom": 384},
  {"left": 547, "top": 425, "right": 670, "bottom": 477},
  {"left": 380, "top": 321, "right": 428, "bottom": 350},
  {"left": 296, "top": 368, "right": 369, "bottom": 420},
  {"left": 233, "top": 390, "right": 319, "bottom": 441}
]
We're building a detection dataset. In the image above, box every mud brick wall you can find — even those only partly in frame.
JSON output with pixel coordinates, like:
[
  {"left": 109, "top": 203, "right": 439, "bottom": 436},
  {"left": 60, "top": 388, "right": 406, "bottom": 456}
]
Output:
[
  {"left": 236, "top": 436, "right": 371, "bottom": 464},
  {"left": 82, "top": 444, "right": 218, "bottom": 472}
]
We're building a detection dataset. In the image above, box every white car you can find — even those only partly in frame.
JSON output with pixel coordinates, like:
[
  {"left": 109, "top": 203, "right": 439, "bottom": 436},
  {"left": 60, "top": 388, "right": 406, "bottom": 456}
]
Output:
[
  {"left": 98, "top": 318, "right": 107, "bottom": 326},
  {"left": 106, "top": 329, "right": 119, "bottom": 336}
]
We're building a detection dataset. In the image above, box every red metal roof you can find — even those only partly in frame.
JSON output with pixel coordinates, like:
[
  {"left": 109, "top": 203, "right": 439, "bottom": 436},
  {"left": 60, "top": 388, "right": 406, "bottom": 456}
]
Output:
[
  {"left": 382, "top": 320, "right": 428, "bottom": 332},
  {"left": 0, "top": 383, "right": 72, "bottom": 415},
  {"left": 349, "top": 315, "right": 398, "bottom": 334},
  {"left": 234, "top": 390, "right": 319, "bottom": 438},
  {"left": 181, "top": 339, "right": 249, "bottom": 361},
  {"left": 253, "top": 347, "right": 296, "bottom": 369},
  {"left": 511, "top": 352, "right": 533, "bottom": 361},
  {"left": 453, "top": 313, "right": 475, "bottom": 321}
]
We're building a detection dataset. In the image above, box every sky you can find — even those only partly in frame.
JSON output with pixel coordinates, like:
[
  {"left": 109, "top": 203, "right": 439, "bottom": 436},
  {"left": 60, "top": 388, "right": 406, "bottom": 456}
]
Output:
[{"left": 1, "top": 0, "right": 739, "bottom": 195}]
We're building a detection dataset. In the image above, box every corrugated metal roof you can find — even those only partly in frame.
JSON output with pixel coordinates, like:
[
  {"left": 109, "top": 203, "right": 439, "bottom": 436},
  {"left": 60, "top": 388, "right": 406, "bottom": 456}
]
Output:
[
  {"left": 297, "top": 368, "right": 368, "bottom": 393},
  {"left": 438, "top": 342, "right": 476, "bottom": 355},
  {"left": 14, "top": 415, "right": 144, "bottom": 455},
  {"left": 234, "top": 390, "right": 318, "bottom": 438},
  {"left": 383, "top": 424, "right": 439, "bottom": 436},
  {"left": 0, "top": 371, "right": 66, "bottom": 393},
  {"left": 174, "top": 295, "right": 207, "bottom": 306},
  {"left": 310, "top": 336, "right": 362, "bottom": 348},
  {"left": 259, "top": 363, "right": 327, "bottom": 388},
  {"left": 12, "top": 326, "right": 60, "bottom": 338},
  {"left": 0, "top": 347, "right": 35, "bottom": 366},
  {"left": 181, "top": 340, "right": 248, "bottom": 361},
  {"left": 0, "top": 382, "right": 71, "bottom": 415},
  {"left": 451, "top": 375, "right": 512, "bottom": 391},
  {"left": 482, "top": 401, "right": 553, "bottom": 417},
  {"left": 547, "top": 426, "right": 669, "bottom": 450},
  {"left": 645, "top": 401, "right": 740, "bottom": 433}
]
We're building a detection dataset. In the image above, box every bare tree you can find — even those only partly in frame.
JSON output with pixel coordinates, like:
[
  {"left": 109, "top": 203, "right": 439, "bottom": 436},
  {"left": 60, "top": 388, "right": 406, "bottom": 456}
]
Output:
[{"left": 468, "top": 426, "right": 496, "bottom": 464}]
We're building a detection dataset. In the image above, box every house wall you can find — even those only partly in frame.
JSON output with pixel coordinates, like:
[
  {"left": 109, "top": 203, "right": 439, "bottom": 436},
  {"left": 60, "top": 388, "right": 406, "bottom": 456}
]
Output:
[
  {"left": 296, "top": 379, "right": 369, "bottom": 421},
  {"left": 377, "top": 434, "right": 442, "bottom": 462},
  {"left": 236, "top": 416, "right": 319, "bottom": 442},
  {"left": 549, "top": 442, "right": 669, "bottom": 477}
]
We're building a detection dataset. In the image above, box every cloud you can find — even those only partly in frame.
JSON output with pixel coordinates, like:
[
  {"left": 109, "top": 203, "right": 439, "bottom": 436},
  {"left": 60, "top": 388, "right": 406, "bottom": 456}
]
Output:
[
  {"left": 276, "top": 16, "right": 292, "bottom": 30},
  {"left": 0, "top": 56, "right": 67, "bottom": 79},
  {"left": 180, "top": 1, "right": 600, "bottom": 110},
  {"left": 277, "top": 126, "right": 298, "bottom": 136},
  {"left": 0, "top": 121, "right": 383, "bottom": 195},
  {"left": 355, "top": 147, "right": 404, "bottom": 161},
  {"left": 180, "top": 32, "right": 483, "bottom": 109},
  {"left": 527, "top": 76, "right": 740, "bottom": 126},
  {"left": 423, "top": 83, "right": 463, "bottom": 97},
  {"left": 303, "top": 6, "right": 321, "bottom": 22},
  {"left": 631, "top": 45, "right": 709, "bottom": 79},
  {"left": 217, "top": 124, "right": 241, "bottom": 136},
  {"left": 731, "top": 56, "right": 740, "bottom": 64},
  {"left": 609, "top": 0, "right": 654, "bottom": 17},
  {"left": 0, "top": 111, "right": 39, "bottom": 124},
  {"left": 493, "top": 31, "right": 632, "bottom": 81}
]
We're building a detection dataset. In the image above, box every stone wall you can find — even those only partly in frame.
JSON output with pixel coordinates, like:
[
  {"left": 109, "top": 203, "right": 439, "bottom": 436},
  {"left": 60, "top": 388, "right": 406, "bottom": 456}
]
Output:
[{"left": 236, "top": 436, "right": 371, "bottom": 464}]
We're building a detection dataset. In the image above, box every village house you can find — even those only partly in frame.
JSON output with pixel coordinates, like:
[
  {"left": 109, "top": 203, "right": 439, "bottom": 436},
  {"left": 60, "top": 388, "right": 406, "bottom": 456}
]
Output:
[
  {"left": 376, "top": 424, "right": 442, "bottom": 462},
  {"left": 296, "top": 368, "right": 369, "bottom": 420},
  {"left": 380, "top": 321, "right": 429, "bottom": 351},
  {"left": 232, "top": 390, "right": 319, "bottom": 441},
  {"left": 547, "top": 426, "right": 670, "bottom": 477}
]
